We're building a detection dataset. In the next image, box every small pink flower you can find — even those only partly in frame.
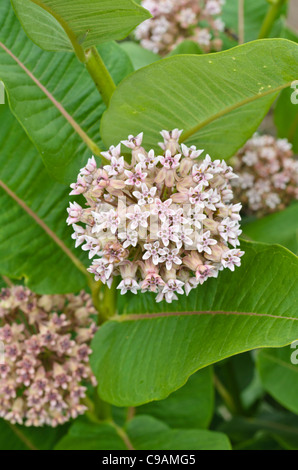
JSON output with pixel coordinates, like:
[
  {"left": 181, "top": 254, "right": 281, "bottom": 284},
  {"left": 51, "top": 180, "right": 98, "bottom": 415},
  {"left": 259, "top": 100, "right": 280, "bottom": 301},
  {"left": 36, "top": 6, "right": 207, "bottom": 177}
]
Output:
[
  {"left": 196, "top": 230, "right": 217, "bottom": 255},
  {"left": 125, "top": 163, "right": 148, "bottom": 187},
  {"left": 126, "top": 205, "right": 150, "bottom": 230}
]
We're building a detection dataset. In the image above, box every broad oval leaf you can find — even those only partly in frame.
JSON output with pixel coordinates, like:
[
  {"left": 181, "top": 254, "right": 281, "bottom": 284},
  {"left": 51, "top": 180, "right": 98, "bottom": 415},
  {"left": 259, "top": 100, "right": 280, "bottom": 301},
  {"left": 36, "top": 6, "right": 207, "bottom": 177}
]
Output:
[
  {"left": 55, "top": 416, "right": 231, "bottom": 450},
  {"left": 11, "top": 0, "right": 150, "bottom": 53},
  {"left": 0, "top": 0, "right": 133, "bottom": 183},
  {"left": 137, "top": 368, "right": 214, "bottom": 430},
  {"left": 243, "top": 204, "right": 298, "bottom": 255},
  {"left": 257, "top": 346, "right": 298, "bottom": 415},
  {"left": 91, "top": 241, "right": 298, "bottom": 406},
  {"left": 120, "top": 41, "right": 160, "bottom": 71},
  {"left": 0, "top": 104, "right": 88, "bottom": 294},
  {"left": 222, "top": 0, "right": 287, "bottom": 43},
  {"left": 55, "top": 420, "right": 128, "bottom": 451},
  {"left": 219, "top": 412, "right": 298, "bottom": 451},
  {"left": 101, "top": 39, "right": 298, "bottom": 159},
  {"left": 0, "top": 418, "right": 67, "bottom": 450},
  {"left": 126, "top": 416, "right": 231, "bottom": 451},
  {"left": 274, "top": 87, "right": 298, "bottom": 154}
]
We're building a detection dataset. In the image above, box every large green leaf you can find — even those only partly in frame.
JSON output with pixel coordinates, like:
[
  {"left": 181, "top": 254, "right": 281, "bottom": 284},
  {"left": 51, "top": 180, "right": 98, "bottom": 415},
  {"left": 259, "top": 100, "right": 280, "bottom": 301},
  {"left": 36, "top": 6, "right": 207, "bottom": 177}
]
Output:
[
  {"left": 243, "top": 204, "right": 298, "bottom": 255},
  {"left": 101, "top": 40, "right": 298, "bottom": 160},
  {"left": 137, "top": 368, "right": 214, "bottom": 430},
  {"left": 91, "top": 241, "right": 298, "bottom": 406},
  {"left": 0, "top": 419, "right": 68, "bottom": 450},
  {"left": 274, "top": 28, "right": 298, "bottom": 152},
  {"left": 11, "top": 0, "right": 150, "bottom": 53},
  {"left": 0, "top": 0, "right": 133, "bottom": 183},
  {"left": 274, "top": 87, "right": 298, "bottom": 154},
  {"left": 219, "top": 411, "right": 298, "bottom": 451},
  {"left": 55, "top": 420, "right": 127, "bottom": 450},
  {"left": 55, "top": 416, "right": 231, "bottom": 450},
  {"left": 0, "top": 104, "right": 88, "bottom": 294},
  {"left": 120, "top": 41, "right": 160, "bottom": 71},
  {"left": 257, "top": 346, "right": 298, "bottom": 415},
  {"left": 126, "top": 416, "right": 231, "bottom": 451},
  {"left": 222, "top": 0, "right": 287, "bottom": 43}
]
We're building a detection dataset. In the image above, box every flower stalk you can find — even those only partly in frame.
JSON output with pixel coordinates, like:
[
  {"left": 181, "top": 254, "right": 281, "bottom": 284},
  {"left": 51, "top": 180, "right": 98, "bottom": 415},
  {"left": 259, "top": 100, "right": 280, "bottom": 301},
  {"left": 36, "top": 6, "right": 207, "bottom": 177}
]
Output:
[
  {"left": 258, "top": 0, "right": 288, "bottom": 39},
  {"left": 84, "top": 47, "right": 116, "bottom": 106}
]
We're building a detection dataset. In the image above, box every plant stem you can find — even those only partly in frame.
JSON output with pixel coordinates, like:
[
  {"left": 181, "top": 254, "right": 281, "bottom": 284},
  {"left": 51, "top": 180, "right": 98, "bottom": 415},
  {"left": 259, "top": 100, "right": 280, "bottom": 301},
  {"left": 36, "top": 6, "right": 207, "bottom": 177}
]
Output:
[
  {"left": 238, "top": 0, "right": 245, "bottom": 44},
  {"left": 90, "top": 278, "right": 117, "bottom": 325},
  {"left": 214, "top": 361, "right": 247, "bottom": 416},
  {"left": 93, "top": 392, "right": 113, "bottom": 422},
  {"left": 101, "top": 279, "right": 118, "bottom": 320},
  {"left": 258, "top": 0, "right": 288, "bottom": 39},
  {"left": 213, "top": 374, "right": 239, "bottom": 416},
  {"left": 85, "top": 47, "right": 116, "bottom": 106},
  {"left": 223, "top": 361, "right": 246, "bottom": 416}
]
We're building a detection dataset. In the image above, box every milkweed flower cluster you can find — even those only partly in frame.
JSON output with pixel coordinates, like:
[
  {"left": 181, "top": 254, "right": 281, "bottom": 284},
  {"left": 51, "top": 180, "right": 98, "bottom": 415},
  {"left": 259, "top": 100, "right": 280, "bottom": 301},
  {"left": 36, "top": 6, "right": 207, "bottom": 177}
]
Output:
[
  {"left": 0, "top": 286, "right": 97, "bottom": 427},
  {"left": 135, "top": 0, "right": 225, "bottom": 55},
  {"left": 232, "top": 134, "right": 298, "bottom": 217},
  {"left": 68, "top": 129, "right": 244, "bottom": 304}
]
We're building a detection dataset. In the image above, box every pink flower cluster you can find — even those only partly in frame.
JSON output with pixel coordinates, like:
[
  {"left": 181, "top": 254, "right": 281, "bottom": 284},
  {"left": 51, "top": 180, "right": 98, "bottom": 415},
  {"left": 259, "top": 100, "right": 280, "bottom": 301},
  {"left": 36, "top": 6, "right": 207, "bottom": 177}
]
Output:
[
  {"left": 0, "top": 286, "right": 97, "bottom": 427},
  {"left": 135, "top": 0, "right": 225, "bottom": 55},
  {"left": 68, "top": 129, "right": 244, "bottom": 304},
  {"left": 232, "top": 134, "right": 298, "bottom": 217}
]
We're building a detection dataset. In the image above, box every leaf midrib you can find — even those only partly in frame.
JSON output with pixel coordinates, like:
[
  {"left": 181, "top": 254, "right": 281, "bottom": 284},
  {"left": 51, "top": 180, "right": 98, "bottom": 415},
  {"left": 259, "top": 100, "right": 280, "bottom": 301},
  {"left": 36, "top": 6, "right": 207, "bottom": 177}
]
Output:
[
  {"left": 114, "top": 310, "right": 298, "bottom": 322},
  {"left": 0, "top": 178, "right": 87, "bottom": 277},
  {"left": 0, "top": 40, "right": 101, "bottom": 156},
  {"left": 260, "top": 351, "right": 298, "bottom": 374},
  {"left": 181, "top": 82, "right": 292, "bottom": 142}
]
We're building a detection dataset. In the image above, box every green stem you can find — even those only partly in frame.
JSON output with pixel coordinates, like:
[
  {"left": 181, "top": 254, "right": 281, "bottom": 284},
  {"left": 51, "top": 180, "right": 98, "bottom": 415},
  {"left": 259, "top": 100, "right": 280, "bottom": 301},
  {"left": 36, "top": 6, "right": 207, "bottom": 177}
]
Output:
[
  {"left": 90, "top": 278, "right": 117, "bottom": 325},
  {"left": 213, "top": 374, "right": 239, "bottom": 416},
  {"left": 101, "top": 279, "right": 118, "bottom": 320},
  {"left": 238, "top": 0, "right": 245, "bottom": 44},
  {"left": 214, "top": 361, "right": 247, "bottom": 417},
  {"left": 85, "top": 47, "right": 116, "bottom": 106},
  {"left": 258, "top": 0, "right": 288, "bottom": 39},
  {"left": 93, "top": 392, "right": 113, "bottom": 422},
  {"left": 223, "top": 361, "right": 246, "bottom": 416}
]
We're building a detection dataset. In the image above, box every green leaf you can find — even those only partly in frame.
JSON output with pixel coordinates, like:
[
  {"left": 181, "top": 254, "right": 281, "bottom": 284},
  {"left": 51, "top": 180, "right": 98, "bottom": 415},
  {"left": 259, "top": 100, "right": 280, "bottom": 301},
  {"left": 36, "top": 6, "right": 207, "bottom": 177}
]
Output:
[
  {"left": 222, "top": 0, "right": 286, "bottom": 43},
  {"left": 0, "top": 104, "right": 88, "bottom": 294},
  {"left": 55, "top": 420, "right": 128, "bottom": 450},
  {"left": 126, "top": 416, "right": 231, "bottom": 450},
  {"left": 234, "top": 435, "right": 283, "bottom": 451},
  {"left": 120, "top": 41, "right": 160, "bottom": 70},
  {"left": 55, "top": 416, "right": 231, "bottom": 450},
  {"left": 257, "top": 346, "right": 298, "bottom": 415},
  {"left": 11, "top": 0, "right": 151, "bottom": 53},
  {"left": 101, "top": 40, "right": 298, "bottom": 160},
  {"left": 167, "top": 40, "right": 203, "bottom": 56},
  {"left": 243, "top": 204, "right": 298, "bottom": 255},
  {"left": 274, "top": 28, "right": 298, "bottom": 152},
  {"left": 0, "top": 419, "right": 68, "bottom": 450},
  {"left": 274, "top": 87, "right": 298, "bottom": 154},
  {"left": 137, "top": 368, "right": 214, "bottom": 430},
  {"left": 0, "top": 0, "right": 133, "bottom": 183},
  {"left": 91, "top": 241, "right": 298, "bottom": 406},
  {"left": 219, "top": 411, "right": 298, "bottom": 451}
]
